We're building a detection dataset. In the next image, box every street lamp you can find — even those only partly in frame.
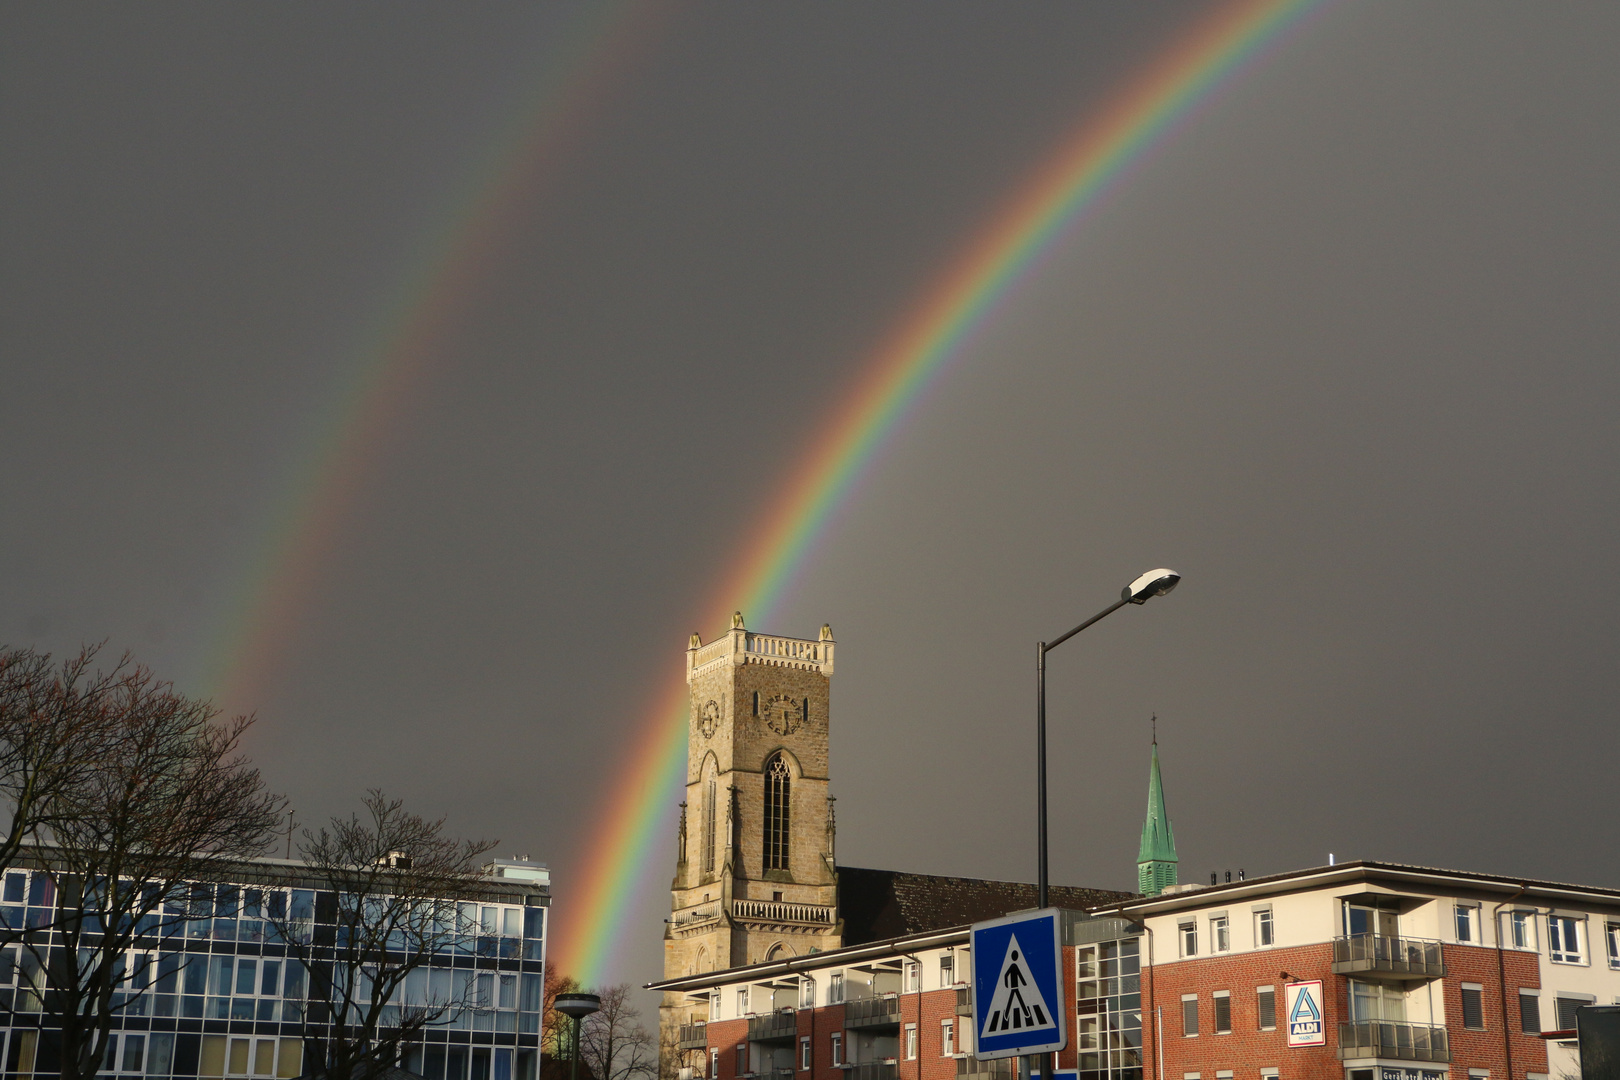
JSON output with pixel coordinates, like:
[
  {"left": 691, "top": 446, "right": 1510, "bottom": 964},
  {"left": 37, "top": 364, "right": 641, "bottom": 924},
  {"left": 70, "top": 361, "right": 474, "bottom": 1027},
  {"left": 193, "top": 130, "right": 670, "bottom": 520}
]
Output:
[
  {"left": 1036, "top": 569, "right": 1181, "bottom": 909},
  {"left": 555, "top": 992, "right": 601, "bottom": 1080}
]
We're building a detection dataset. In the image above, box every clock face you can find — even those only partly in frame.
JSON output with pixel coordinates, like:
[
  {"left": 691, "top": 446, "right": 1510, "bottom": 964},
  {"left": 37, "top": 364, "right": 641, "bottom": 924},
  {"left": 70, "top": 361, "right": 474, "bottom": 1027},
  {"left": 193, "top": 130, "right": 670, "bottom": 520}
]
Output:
[
  {"left": 698, "top": 700, "right": 720, "bottom": 739},
  {"left": 761, "top": 694, "right": 802, "bottom": 736}
]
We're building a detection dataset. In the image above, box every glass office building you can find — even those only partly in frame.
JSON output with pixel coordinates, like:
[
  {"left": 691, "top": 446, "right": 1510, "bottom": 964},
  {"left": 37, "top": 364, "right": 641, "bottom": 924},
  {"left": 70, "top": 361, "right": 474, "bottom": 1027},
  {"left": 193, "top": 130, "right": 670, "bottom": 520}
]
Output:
[{"left": 0, "top": 855, "right": 549, "bottom": 1080}]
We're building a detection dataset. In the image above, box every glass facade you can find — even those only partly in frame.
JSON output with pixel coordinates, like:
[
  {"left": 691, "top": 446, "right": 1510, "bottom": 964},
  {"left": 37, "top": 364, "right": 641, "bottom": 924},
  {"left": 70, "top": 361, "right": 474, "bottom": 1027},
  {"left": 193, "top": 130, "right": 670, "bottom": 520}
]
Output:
[
  {"left": 1075, "top": 937, "right": 1142, "bottom": 1080},
  {"left": 0, "top": 863, "right": 547, "bottom": 1080}
]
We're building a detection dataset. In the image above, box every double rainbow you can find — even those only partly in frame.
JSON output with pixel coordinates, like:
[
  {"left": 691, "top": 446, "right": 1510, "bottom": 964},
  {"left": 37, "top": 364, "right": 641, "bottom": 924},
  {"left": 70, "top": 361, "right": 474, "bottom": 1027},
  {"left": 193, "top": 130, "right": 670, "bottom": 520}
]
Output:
[{"left": 551, "top": 0, "right": 1327, "bottom": 985}]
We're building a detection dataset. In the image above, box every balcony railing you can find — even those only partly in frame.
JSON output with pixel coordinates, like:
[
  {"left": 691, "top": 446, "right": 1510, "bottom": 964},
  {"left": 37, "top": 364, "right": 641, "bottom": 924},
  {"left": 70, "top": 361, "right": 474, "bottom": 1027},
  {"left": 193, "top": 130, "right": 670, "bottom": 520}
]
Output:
[
  {"left": 956, "top": 1059, "right": 1015, "bottom": 1080},
  {"left": 843, "top": 1064, "right": 896, "bottom": 1080},
  {"left": 955, "top": 988, "right": 973, "bottom": 1017},
  {"left": 678, "top": 1023, "right": 707, "bottom": 1050},
  {"left": 1338, "top": 1021, "right": 1451, "bottom": 1062},
  {"left": 732, "top": 899, "right": 834, "bottom": 926},
  {"left": 844, "top": 996, "right": 902, "bottom": 1029},
  {"left": 748, "top": 1011, "right": 799, "bottom": 1042},
  {"left": 1332, "top": 934, "right": 1445, "bottom": 980}
]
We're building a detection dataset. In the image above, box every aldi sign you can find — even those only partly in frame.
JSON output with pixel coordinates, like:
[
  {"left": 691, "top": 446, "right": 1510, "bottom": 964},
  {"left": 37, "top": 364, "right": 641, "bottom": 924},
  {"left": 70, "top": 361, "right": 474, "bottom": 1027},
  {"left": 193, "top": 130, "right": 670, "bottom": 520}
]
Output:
[{"left": 1284, "top": 981, "right": 1326, "bottom": 1047}]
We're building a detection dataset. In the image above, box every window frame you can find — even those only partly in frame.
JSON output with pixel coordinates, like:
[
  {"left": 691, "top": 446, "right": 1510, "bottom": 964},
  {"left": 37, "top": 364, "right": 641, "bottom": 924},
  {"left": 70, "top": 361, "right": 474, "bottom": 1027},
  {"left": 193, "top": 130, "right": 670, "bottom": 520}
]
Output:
[
  {"left": 1213, "top": 990, "right": 1232, "bottom": 1034},
  {"left": 1179, "top": 919, "right": 1198, "bottom": 958},
  {"left": 1519, "top": 989, "right": 1540, "bottom": 1034},
  {"left": 799, "top": 1036, "right": 810, "bottom": 1072},
  {"left": 1508, "top": 910, "right": 1537, "bottom": 951},
  {"left": 829, "top": 1032, "right": 843, "bottom": 1068},
  {"left": 1253, "top": 906, "right": 1274, "bottom": 948},
  {"left": 1454, "top": 903, "right": 1479, "bottom": 944},
  {"left": 1182, "top": 994, "right": 1200, "bottom": 1038},
  {"left": 941, "top": 1018, "right": 955, "bottom": 1057},
  {"left": 1548, "top": 914, "right": 1586, "bottom": 965},
  {"left": 1461, "top": 983, "right": 1486, "bottom": 1031},
  {"left": 1608, "top": 921, "right": 1620, "bottom": 969},
  {"left": 1210, "top": 913, "right": 1230, "bottom": 953},
  {"left": 1257, "top": 985, "right": 1277, "bottom": 1031},
  {"left": 904, "top": 1023, "right": 918, "bottom": 1060}
]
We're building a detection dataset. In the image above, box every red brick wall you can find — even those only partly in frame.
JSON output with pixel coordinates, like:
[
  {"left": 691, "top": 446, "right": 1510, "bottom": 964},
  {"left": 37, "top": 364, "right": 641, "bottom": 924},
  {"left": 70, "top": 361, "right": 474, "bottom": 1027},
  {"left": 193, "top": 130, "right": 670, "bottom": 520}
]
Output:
[{"left": 1440, "top": 945, "right": 1546, "bottom": 1078}]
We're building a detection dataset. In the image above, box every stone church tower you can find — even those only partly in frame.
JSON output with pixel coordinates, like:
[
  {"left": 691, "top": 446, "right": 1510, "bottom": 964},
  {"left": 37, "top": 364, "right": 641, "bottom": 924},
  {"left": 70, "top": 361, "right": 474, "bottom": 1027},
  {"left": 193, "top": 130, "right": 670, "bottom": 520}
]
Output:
[{"left": 663, "top": 613, "right": 842, "bottom": 985}]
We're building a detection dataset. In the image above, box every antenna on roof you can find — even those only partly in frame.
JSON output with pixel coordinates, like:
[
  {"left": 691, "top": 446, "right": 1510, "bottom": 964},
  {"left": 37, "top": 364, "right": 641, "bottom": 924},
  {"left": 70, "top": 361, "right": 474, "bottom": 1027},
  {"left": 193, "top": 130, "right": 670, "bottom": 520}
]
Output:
[{"left": 1151, "top": 714, "right": 1157, "bottom": 745}]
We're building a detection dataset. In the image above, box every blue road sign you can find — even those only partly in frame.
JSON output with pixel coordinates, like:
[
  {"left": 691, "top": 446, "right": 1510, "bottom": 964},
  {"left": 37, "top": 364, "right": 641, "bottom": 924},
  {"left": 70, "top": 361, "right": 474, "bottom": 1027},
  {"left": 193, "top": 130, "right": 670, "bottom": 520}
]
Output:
[{"left": 971, "top": 909, "right": 1067, "bottom": 1060}]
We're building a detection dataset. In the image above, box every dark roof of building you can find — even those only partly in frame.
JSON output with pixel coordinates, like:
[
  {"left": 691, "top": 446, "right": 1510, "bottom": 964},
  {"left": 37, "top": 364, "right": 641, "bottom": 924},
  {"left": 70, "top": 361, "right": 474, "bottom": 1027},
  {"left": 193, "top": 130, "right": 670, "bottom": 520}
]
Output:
[{"left": 836, "top": 865, "right": 1135, "bottom": 944}]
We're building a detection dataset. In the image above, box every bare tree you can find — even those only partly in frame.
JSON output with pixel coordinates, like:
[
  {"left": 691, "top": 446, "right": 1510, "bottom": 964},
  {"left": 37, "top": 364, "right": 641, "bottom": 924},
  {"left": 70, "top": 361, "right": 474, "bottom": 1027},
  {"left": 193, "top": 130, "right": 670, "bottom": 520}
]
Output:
[
  {"left": 8, "top": 658, "right": 285, "bottom": 1080},
  {"left": 578, "top": 986, "right": 657, "bottom": 1080},
  {"left": 0, "top": 645, "right": 121, "bottom": 871},
  {"left": 271, "top": 790, "right": 495, "bottom": 1080}
]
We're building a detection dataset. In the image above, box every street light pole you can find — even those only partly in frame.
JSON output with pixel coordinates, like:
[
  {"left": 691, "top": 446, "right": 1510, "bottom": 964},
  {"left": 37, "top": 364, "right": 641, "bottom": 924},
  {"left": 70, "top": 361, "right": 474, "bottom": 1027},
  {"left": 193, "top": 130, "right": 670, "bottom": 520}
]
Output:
[
  {"left": 555, "top": 993, "right": 601, "bottom": 1080},
  {"left": 1030, "top": 570, "right": 1179, "bottom": 1080}
]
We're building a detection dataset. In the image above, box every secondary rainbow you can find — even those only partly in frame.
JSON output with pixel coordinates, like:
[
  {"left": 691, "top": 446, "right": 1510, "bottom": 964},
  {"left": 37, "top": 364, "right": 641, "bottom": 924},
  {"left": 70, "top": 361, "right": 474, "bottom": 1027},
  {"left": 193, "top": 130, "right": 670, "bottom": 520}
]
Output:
[
  {"left": 199, "top": 2, "right": 661, "bottom": 710},
  {"left": 552, "top": 0, "right": 1329, "bottom": 985}
]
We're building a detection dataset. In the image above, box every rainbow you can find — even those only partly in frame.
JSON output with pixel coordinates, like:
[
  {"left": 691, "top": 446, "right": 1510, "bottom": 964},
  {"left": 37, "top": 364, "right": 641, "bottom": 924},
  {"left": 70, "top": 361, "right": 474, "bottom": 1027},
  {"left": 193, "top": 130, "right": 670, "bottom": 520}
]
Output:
[
  {"left": 199, "top": 1, "right": 664, "bottom": 709},
  {"left": 552, "top": 0, "right": 1329, "bottom": 986}
]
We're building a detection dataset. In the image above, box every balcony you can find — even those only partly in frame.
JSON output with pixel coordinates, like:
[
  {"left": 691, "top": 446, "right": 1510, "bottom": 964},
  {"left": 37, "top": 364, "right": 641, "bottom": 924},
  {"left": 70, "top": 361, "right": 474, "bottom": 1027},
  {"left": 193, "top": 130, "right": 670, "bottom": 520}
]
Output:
[
  {"left": 956, "top": 988, "right": 973, "bottom": 1017},
  {"left": 748, "top": 1011, "right": 799, "bottom": 1043},
  {"left": 843, "top": 1063, "right": 896, "bottom": 1080},
  {"left": 732, "top": 899, "right": 834, "bottom": 927},
  {"left": 678, "top": 1023, "right": 707, "bottom": 1050},
  {"left": 844, "top": 996, "right": 902, "bottom": 1029},
  {"left": 1332, "top": 934, "right": 1445, "bottom": 981},
  {"left": 1338, "top": 1021, "right": 1451, "bottom": 1063},
  {"left": 956, "top": 1058, "right": 1015, "bottom": 1080}
]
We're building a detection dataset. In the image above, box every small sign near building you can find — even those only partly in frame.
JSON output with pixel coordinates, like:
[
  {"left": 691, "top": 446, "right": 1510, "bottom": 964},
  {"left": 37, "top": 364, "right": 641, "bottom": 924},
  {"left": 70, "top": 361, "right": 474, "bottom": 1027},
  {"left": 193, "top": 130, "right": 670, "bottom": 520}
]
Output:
[
  {"left": 1284, "top": 980, "right": 1326, "bottom": 1047},
  {"left": 971, "top": 909, "right": 1067, "bottom": 1060}
]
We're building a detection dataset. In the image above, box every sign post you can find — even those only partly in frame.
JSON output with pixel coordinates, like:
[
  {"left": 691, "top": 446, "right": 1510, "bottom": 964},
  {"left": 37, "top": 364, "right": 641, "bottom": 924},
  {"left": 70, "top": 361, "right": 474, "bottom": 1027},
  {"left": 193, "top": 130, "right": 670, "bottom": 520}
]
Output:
[{"left": 971, "top": 909, "right": 1068, "bottom": 1062}]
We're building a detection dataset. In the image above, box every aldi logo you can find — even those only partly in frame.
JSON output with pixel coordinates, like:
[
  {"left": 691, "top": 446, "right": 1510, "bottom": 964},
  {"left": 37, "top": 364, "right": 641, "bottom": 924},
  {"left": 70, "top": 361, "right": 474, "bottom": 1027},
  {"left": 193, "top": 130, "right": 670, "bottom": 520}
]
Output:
[{"left": 1284, "top": 981, "right": 1326, "bottom": 1047}]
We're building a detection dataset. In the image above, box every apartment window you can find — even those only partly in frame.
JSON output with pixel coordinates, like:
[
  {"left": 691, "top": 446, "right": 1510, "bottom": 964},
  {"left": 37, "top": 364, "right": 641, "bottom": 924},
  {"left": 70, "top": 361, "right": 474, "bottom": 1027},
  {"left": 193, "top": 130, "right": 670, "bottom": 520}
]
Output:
[
  {"left": 1556, "top": 996, "right": 1594, "bottom": 1032},
  {"left": 1180, "top": 919, "right": 1198, "bottom": 958},
  {"left": 1257, "top": 986, "right": 1277, "bottom": 1031},
  {"left": 799, "top": 1037, "right": 810, "bottom": 1071},
  {"left": 1509, "top": 910, "right": 1536, "bottom": 950},
  {"left": 1214, "top": 991, "right": 1232, "bottom": 1033},
  {"left": 1259, "top": 1071, "right": 1279, "bottom": 1080},
  {"left": 1608, "top": 922, "right": 1620, "bottom": 968},
  {"left": 1254, "top": 907, "right": 1274, "bottom": 947},
  {"left": 1455, "top": 903, "right": 1479, "bottom": 943},
  {"left": 904, "top": 1024, "right": 918, "bottom": 1060},
  {"left": 905, "top": 961, "right": 919, "bottom": 992},
  {"left": 1520, "top": 990, "right": 1540, "bottom": 1034},
  {"left": 1217, "top": 1073, "right": 1233, "bottom": 1080},
  {"left": 940, "top": 951, "right": 956, "bottom": 987},
  {"left": 1461, "top": 984, "right": 1486, "bottom": 1030},
  {"left": 710, "top": 1049, "right": 718, "bottom": 1079},
  {"left": 1351, "top": 980, "right": 1406, "bottom": 1023},
  {"left": 1211, "top": 914, "right": 1230, "bottom": 953},
  {"left": 1183, "top": 994, "right": 1200, "bottom": 1037},
  {"left": 1468, "top": 1071, "right": 1489, "bottom": 1080},
  {"left": 737, "top": 989, "right": 749, "bottom": 1016},
  {"left": 736, "top": 1045, "right": 747, "bottom": 1077},
  {"left": 801, "top": 978, "right": 815, "bottom": 1008},
  {"left": 829, "top": 1033, "right": 842, "bottom": 1068},
  {"left": 941, "top": 1019, "right": 955, "bottom": 1057},
  {"left": 1548, "top": 915, "right": 1585, "bottom": 964}
]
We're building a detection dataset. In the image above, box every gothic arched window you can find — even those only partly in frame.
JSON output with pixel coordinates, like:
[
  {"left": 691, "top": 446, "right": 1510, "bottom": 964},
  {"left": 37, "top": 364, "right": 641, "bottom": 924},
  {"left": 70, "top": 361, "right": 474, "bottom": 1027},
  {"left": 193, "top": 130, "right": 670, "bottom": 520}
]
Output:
[
  {"left": 703, "top": 777, "right": 717, "bottom": 874},
  {"left": 763, "top": 753, "right": 791, "bottom": 871}
]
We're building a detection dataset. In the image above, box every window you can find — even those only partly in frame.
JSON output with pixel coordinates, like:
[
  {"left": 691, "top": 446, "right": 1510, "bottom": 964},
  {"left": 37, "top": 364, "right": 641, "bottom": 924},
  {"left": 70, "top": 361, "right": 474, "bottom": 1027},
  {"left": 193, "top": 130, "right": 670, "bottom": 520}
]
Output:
[
  {"left": 1254, "top": 907, "right": 1274, "bottom": 947},
  {"left": 904, "top": 1024, "right": 917, "bottom": 1060},
  {"left": 829, "top": 1033, "right": 842, "bottom": 1068},
  {"left": 801, "top": 977, "right": 814, "bottom": 1008},
  {"left": 1180, "top": 920, "right": 1198, "bottom": 958},
  {"left": 763, "top": 754, "right": 791, "bottom": 872},
  {"left": 1257, "top": 986, "right": 1276, "bottom": 1030},
  {"left": 940, "top": 951, "right": 955, "bottom": 987},
  {"left": 1556, "top": 997, "right": 1593, "bottom": 1032},
  {"left": 703, "top": 778, "right": 718, "bottom": 874},
  {"left": 710, "top": 1049, "right": 718, "bottom": 1079},
  {"left": 1182, "top": 994, "right": 1199, "bottom": 1037},
  {"left": 799, "top": 1037, "right": 810, "bottom": 1071},
  {"left": 1260, "top": 1071, "right": 1278, "bottom": 1080},
  {"left": 1351, "top": 980, "right": 1406, "bottom": 1023},
  {"left": 1217, "top": 1073, "right": 1233, "bottom": 1080},
  {"left": 1214, "top": 991, "right": 1231, "bottom": 1033},
  {"left": 737, "top": 989, "right": 748, "bottom": 1016},
  {"left": 1608, "top": 922, "right": 1620, "bottom": 969},
  {"left": 1509, "top": 910, "right": 1536, "bottom": 950},
  {"left": 1211, "top": 915, "right": 1230, "bottom": 953},
  {"left": 941, "top": 1020, "right": 955, "bottom": 1057},
  {"left": 905, "top": 961, "right": 919, "bottom": 993},
  {"left": 1455, "top": 904, "right": 1479, "bottom": 943},
  {"left": 1548, "top": 915, "right": 1585, "bottom": 964},
  {"left": 1461, "top": 984, "right": 1485, "bottom": 1030},
  {"left": 736, "top": 1044, "right": 747, "bottom": 1076},
  {"left": 1520, "top": 990, "right": 1540, "bottom": 1034},
  {"left": 1468, "top": 1071, "right": 1489, "bottom": 1080},
  {"left": 829, "top": 972, "right": 844, "bottom": 1003}
]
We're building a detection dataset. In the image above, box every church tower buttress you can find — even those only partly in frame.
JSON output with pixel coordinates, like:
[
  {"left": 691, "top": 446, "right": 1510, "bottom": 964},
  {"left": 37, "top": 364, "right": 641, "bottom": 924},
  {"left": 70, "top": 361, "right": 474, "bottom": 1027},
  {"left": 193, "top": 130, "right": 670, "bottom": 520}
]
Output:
[{"left": 663, "top": 614, "right": 841, "bottom": 989}]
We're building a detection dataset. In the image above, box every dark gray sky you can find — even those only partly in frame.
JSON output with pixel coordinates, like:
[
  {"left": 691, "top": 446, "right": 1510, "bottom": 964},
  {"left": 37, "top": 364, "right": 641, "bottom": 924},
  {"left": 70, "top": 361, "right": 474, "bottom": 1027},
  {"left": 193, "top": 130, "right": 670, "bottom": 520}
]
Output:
[{"left": 4, "top": 3, "right": 1618, "bottom": 990}]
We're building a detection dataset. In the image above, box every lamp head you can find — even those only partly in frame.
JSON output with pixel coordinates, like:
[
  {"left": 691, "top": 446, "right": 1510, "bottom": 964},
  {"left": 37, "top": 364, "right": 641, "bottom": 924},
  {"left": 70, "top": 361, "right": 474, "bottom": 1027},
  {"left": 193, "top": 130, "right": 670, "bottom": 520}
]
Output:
[
  {"left": 1124, "top": 569, "right": 1181, "bottom": 605},
  {"left": 554, "top": 992, "right": 602, "bottom": 1020}
]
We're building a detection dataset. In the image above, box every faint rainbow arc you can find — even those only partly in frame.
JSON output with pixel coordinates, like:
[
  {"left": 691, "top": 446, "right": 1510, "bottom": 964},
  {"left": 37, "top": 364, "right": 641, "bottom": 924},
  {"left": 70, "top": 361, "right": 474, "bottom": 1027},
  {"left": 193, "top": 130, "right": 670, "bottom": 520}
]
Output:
[{"left": 200, "top": 1, "right": 658, "bottom": 709}]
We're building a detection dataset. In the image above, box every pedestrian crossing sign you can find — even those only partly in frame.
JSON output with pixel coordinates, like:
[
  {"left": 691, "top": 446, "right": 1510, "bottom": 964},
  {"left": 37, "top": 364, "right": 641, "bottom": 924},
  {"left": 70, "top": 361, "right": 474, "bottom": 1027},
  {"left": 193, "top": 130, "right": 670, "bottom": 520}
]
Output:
[{"left": 971, "top": 909, "right": 1067, "bottom": 1059}]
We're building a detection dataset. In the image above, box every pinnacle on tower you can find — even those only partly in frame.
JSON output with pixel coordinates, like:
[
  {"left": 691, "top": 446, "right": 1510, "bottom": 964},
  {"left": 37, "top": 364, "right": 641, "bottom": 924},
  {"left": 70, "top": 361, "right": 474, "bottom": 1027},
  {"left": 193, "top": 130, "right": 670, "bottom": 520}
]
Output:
[{"left": 1137, "top": 720, "right": 1178, "bottom": 897}]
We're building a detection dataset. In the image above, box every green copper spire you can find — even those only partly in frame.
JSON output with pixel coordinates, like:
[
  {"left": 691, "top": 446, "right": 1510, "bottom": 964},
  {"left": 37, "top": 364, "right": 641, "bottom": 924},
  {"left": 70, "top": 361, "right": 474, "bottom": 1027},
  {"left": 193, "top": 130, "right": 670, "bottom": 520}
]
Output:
[{"left": 1137, "top": 719, "right": 1178, "bottom": 897}]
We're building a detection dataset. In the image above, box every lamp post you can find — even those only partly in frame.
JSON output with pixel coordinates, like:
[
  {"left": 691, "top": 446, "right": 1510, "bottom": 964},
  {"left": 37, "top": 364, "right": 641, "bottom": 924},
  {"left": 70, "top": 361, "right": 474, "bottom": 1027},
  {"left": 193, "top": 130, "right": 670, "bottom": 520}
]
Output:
[
  {"left": 555, "top": 993, "right": 601, "bottom": 1080},
  {"left": 1030, "top": 568, "right": 1179, "bottom": 1080}
]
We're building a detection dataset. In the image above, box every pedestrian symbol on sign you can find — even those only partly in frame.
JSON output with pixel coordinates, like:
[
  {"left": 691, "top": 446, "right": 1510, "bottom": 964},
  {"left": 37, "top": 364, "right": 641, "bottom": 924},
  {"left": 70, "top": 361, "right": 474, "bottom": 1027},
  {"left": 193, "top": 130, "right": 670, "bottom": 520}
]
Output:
[{"left": 980, "top": 934, "right": 1056, "bottom": 1037}]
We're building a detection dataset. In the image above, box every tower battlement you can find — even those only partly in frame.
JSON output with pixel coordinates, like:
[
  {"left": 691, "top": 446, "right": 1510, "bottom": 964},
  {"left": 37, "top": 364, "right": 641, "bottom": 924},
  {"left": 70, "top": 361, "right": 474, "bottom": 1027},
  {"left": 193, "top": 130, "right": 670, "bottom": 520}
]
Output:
[{"left": 686, "top": 614, "right": 835, "bottom": 683}]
